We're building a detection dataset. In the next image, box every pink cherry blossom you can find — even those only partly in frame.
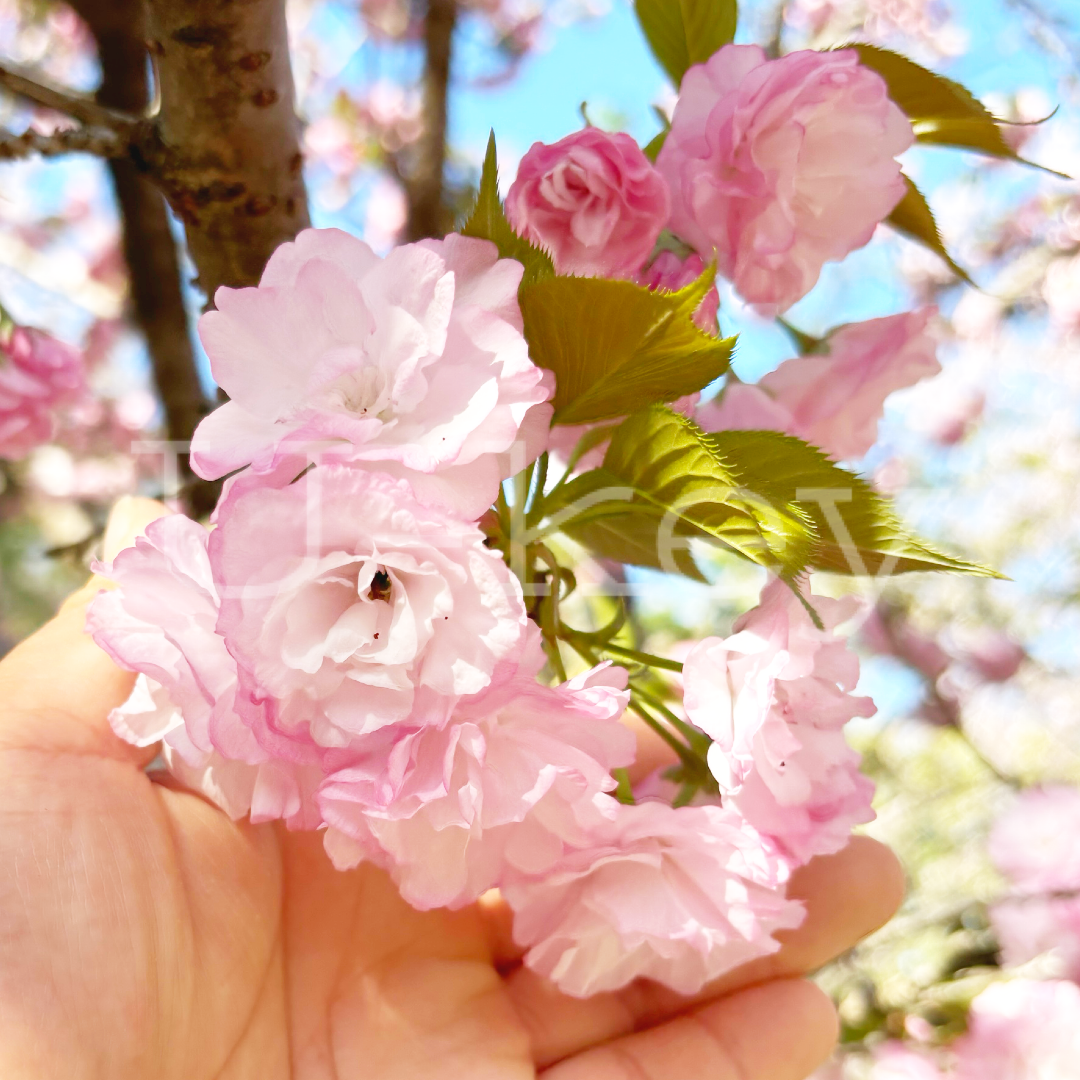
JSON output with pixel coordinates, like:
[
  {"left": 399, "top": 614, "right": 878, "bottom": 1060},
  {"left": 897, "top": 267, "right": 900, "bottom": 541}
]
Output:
[
  {"left": 695, "top": 382, "right": 797, "bottom": 437},
  {"left": 210, "top": 465, "right": 528, "bottom": 755},
  {"left": 190, "top": 228, "right": 553, "bottom": 518},
  {"left": 951, "top": 627, "right": 1025, "bottom": 682},
  {"left": 989, "top": 785, "right": 1080, "bottom": 895},
  {"left": 639, "top": 250, "right": 720, "bottom": 334},
  {"left": 953, "top": 979, "right": 1080, "bottom": 1079},
  {"left": 682, "top": 579, "right": 876, "bottom": 864},
  {"left": 697, "top": 311, "right": 940, "bottom": 460},
  {"left": 501, "top": 799, "right": 804, "bottom": 996},
  {"left": 319, "top": 631, "right": 635, "bottom": 909},
  {"left": 86, "top": 513, "right": 322, "bottom": 828},
  {"left": 506, "top": 127, "right": 670, "bottom": 278},
  {"left": 0, "top": 326, "right": 85, "bottom": 460},
  {"left": 758, "top": 309, "right": 941, "bottom": 459},
  {"left": 991, "top": 896, "right": 1080, "bottom": 982},
  {"left": 656, "top": 44, "right": 912, "bottom": 315}
]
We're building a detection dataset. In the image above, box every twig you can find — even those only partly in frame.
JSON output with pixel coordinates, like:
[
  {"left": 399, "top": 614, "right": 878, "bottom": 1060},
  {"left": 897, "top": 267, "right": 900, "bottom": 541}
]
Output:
[
  {"left": 0, "top": 124, "right": 127, "bottom": 160},
  {"left": 0, "top": 60, "right": 139, "bottom": 131},
  {"left": 68, "top": 0, "right": 216, "bottom": 517},
  {"left": 405, "top": 0, "right": 457, "bottom": 241}
]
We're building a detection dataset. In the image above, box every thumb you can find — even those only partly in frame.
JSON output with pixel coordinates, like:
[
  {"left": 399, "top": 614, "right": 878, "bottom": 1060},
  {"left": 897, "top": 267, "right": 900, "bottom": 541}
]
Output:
[{"left": 0, "top": 496, "right": 170, "bottom": 761}]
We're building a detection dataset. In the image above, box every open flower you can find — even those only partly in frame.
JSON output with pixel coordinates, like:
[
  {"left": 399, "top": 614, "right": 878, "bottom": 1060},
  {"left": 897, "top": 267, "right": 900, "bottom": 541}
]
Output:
[
  {"left": 698, "top": 309, "right": 940, "bottom": 461},
  {"left": 757, "top": 309, "right": 940, "bottom": 459},
  {"left": 210, "top": 465, "right": 528, "bottom": 753},
  {"left": 506, "top": 127, "right": 670, "bottom": 278},
  {"left": 657, "top": 44, "right": 912, "bottom": 315},
  {"left": 683, "top": 579, "right": 876, "bottom": 864},
  {"left": 319, "top": 630, "right": 635, "bottom": 909},
  {"left": 953, "top": 980, "right": 1080, "bottom": 1079},
  {"left": 86, "top": 513, "right": 322, "bottom": 827},
  {"left": 989, "top": 785, "right": 1080, "bottom": 895},
  {"left": 501, "top": 799, "right": 803, "bottom": 996},
  {"left": 0, "top": 326, "right": 85, "bottom": 460},
  {"left": 190, "top": 228, "right": 553, "bottom": 518}
]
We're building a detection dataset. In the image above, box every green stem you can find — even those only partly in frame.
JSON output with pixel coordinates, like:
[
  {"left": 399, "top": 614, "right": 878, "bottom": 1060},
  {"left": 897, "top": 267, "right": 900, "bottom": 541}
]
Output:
[
  {"left": 586, "top": 639, "right": 683, "bottom": 672},
  {"left": 627, "top": 699, "right": 696, "bottom": 763},
  {"left": 526, "top": 451, "right": 549, "bottom": 528},
  {"left": 631, "top": 684, "right": 709, "bottom": 754},
  {"left": 613, "top": 767, "right": 635, "bottom": 805}
]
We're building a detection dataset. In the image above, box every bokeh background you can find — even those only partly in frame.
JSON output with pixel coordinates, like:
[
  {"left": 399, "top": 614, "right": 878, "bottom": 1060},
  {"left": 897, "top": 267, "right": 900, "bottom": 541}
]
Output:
[{"left": 1, "top": 0, "right": 1079, "bottom": 1072}]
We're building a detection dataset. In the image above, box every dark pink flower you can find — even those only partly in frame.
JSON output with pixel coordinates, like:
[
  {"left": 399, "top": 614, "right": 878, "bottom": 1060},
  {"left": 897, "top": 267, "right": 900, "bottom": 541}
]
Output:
[{"left": 506, "top": 127, "right": 670, "bottom": 278}]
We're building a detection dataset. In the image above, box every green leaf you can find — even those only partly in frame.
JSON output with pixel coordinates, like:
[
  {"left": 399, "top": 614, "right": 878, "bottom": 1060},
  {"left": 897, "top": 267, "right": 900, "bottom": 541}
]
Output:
[
  {"left": 461, "top": 131, "right": 555, "bottom": 289},
  {"left": 706, "top": 428, "right": 999, "bottom": 576},
  {"left": 634, "top": 0, "right": 738, "bottom": 86},
  {"left": 643, "top": 128, "right": 667, "bottom": 162},
  {"left": 886, "top": 175, "right": 974, "bottom": 285},
  {"left": 549, "top": 408, "right": 818, "bottom": 577},
  {"left": 549, "top": 407, "right": 998, "bottom": 579},
  {"left": 847, "top": 44, "right": 1068, "bottom": 177},
  {"left": 520, "top": 270, "right": 734, "bottom": 425},
  {"left": 561, "top": 501, "right": 709, "bottom": 581}
]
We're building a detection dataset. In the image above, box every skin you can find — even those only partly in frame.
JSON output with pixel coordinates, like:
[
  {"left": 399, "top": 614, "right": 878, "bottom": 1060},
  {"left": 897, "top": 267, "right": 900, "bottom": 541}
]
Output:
[{"left": 0, "top": 499, "right": 904, "bottom": 1079}]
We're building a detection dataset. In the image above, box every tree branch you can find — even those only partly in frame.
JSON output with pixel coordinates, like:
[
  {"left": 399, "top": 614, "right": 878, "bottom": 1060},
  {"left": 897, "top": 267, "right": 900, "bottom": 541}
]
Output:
[
  {"left": 68, "top": 0, "right": 216, "bottom": 516},
  {"left": 144, "top": 0, "right": 311, "bottom": 300},
  {"left": 0, "top": 59, "right": 140, "bottom": 131},
  {"left": 0, "top": 124, "right": 127, "bottom": 160},
  {"left": 405, "top": 0, "right": 457, "bottom": 241}
]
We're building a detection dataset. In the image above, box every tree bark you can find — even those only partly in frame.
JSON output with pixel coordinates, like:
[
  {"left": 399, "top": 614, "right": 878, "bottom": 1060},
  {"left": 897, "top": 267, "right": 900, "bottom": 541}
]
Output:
[
  {"left": 65, "top": 0, "right": 217, "bottom": 513},
  {"left": 144, "top": 0, "right": 311, "bottom": 300},
  {"left": 405, "top": 0, "right": 457, "bottom": 241}
]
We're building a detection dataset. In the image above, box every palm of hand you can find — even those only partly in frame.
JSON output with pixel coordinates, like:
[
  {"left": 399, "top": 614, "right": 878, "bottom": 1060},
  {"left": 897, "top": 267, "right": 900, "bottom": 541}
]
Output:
[{"left": 0, "top": 579, "right": 902, "bottom": 1080}]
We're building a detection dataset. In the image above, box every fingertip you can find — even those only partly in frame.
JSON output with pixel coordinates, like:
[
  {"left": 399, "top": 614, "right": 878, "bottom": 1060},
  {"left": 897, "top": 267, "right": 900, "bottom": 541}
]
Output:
[
  {"left": 694, "top": 979, "right": 839, "bottom": 1080},
  {"left": 787, "top": 835, "right": 906, "bottom": 943},
  {"left": 102, "top": 496, "right": 170, "bottom": 562}
]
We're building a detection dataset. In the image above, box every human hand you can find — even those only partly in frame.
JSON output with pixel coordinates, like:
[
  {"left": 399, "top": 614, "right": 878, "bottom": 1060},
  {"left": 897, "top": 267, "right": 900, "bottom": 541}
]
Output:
[{"left": 0, "top": 498, "right": 903, "bottom": 1079}]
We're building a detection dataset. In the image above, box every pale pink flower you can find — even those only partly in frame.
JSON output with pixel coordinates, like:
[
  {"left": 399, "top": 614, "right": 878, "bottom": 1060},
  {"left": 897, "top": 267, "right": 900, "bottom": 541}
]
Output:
[
  {"left": 991, "top": 897, "right": 1080, "bottom": 982},
  {"left": 695, "top": 382, "right": 797, "bottom": 436},
  {"left": 638, "top": 250, "right": 720, "bottom": 334},
  {"left": 319, "top": 632, "right": 634, "bottom": 909},
  {"left": 506, "top": 127, "right": 670, "bottom": 278},
  {"left": 953, "top": 979, "right": 1080, "bottom": 1079},
  {"left": 86, "top": 514, "right": 322, "bottom": 828},
  {"left": 0, "top": 326, "right": 85, "bottom": 459},
  {"left": 951, "top": 627, "right": 1025, "bottom": 683},
  {"left": 502, "top": 799, "right": 804, "bottom": 996},
  {"left": 697, "top": 311, "right": 939, "bottom": 460},
  {"left": 210, "top": 465, "right": 528, "bottom": 753},
  {"left": 657, "top": 44, "right": 912, "bottom": 315},
  {"left": 860, "top": 604, "right": 950, "bottom": 681},
  {"left": 757, "top": 309, "right": 940, "bottom": 459},
  {"left": 683, "top": 579, "right": 876, "bottom": 864},
  {"left": 191, "top": 228, "right": 553, "bottom": 519},
  {"left": 989, "top": 786, "right": 1080, "bottom": 895}
]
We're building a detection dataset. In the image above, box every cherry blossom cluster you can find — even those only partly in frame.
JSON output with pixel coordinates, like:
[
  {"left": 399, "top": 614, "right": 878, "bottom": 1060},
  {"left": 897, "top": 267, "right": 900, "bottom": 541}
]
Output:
[
  {"left": 815, "top": 979, "right": 1080, "bottom": 1078},
  {"left": 988, "top": 786, "right": 1080, "bottom": 984},
  {"left": 0, "top": 322, "right": 86, "bottom": 461},
  {"left": 87, "top": 42, "right": 947, "bottom": 997}
]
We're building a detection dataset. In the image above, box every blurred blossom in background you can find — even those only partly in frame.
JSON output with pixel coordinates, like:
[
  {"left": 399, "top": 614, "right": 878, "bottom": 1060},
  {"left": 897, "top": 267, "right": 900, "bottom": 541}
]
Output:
[{"left": 3, "top": 0, "right": 1080, "bottom": 1068}]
